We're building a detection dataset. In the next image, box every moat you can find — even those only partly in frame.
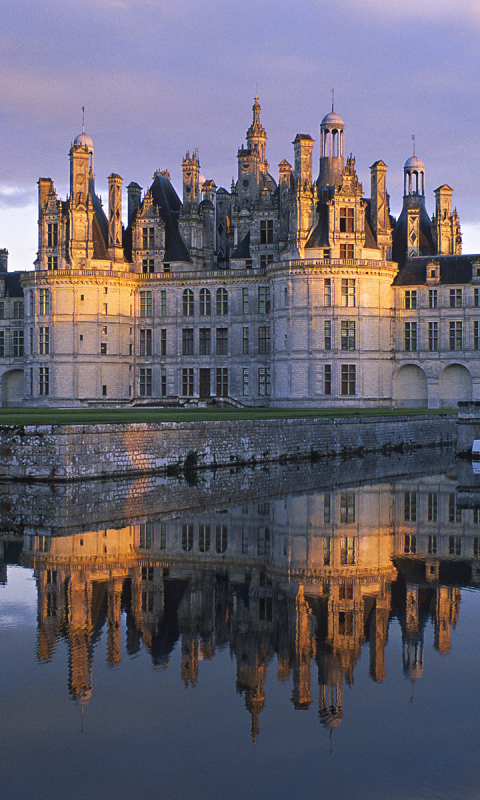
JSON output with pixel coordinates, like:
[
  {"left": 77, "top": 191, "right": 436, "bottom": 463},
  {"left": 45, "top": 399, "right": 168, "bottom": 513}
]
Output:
[{"left": 1, "top": 449, "right": 480, "bottom": 799}]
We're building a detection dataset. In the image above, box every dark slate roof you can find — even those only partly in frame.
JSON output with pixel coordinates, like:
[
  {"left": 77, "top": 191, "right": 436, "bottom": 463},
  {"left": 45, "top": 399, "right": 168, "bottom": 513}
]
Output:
[
  {"left": 150, "top": 175, "right": 191, "bottom": 263},
  {"left": 392, "top": 202, "right": 435, "bottom": 267},
  {"left": 305, "top": 206, "right": 329, "bottom": 249},
  {"left": 91, "top": 191, "right": 109, "bottom": 259},
  {"left": 1, "top": 272, "right": 24, "bottom": 297},
  {"left": 232, "top": 230, "right": 251, "bottom": 259},
  {"left": 393, "top": 254, "right": 480, "bottom": 286},
  {"left": 363, "top": 201, "right": 380, "bottom": 250}
]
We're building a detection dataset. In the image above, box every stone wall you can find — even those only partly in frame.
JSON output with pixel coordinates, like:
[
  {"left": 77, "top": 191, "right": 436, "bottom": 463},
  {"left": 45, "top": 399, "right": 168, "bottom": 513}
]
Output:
[{"left": 0, "top": 413, "right": 456, "bottom": 481}]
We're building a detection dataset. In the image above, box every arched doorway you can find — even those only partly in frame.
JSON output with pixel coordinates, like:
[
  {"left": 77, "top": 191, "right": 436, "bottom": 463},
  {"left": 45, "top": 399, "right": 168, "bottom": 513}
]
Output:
[
  {"left": 1, "top": 370, "right": 24, "bottom": 407},
  {"left": 439, "top": 364, "right": 472, "bottom": 408},
  {"left": 393, "top": 364, "right": 428, "bottom": 408}
]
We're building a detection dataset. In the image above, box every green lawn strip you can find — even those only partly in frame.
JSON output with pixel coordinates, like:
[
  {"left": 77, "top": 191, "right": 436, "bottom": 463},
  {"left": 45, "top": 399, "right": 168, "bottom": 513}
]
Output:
[{"left": 0, "top": 406, "right": 457, "bottom": 426}]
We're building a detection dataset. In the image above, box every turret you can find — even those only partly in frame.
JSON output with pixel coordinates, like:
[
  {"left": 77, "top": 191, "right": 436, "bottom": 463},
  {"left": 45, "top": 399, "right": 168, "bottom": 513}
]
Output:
[
  {"left": 182, "top": 151, "right": 200, "bottom": 209},
  {"left": 108, "top": 173, "right": 124, "bottom": 261},
  {"left": 318, "top": 109, "right": 345, "bottom": 190}
]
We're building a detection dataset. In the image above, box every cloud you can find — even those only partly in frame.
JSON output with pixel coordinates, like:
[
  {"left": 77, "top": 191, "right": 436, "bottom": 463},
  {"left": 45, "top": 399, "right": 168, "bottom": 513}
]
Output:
[{"left": 0, "top": 185, "right": 36, "bottom": 210}]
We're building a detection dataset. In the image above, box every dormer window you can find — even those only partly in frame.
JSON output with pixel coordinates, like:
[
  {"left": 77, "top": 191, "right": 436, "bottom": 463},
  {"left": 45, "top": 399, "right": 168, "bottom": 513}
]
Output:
[{"left": 340, "top": 207, "right": 354, "bottom": 233}]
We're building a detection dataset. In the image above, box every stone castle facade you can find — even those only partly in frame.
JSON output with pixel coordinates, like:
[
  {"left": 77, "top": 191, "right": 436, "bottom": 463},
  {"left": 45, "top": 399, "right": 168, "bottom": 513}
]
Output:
[{"left": 0, "top": 98, "right": 477, "bottom": 407}]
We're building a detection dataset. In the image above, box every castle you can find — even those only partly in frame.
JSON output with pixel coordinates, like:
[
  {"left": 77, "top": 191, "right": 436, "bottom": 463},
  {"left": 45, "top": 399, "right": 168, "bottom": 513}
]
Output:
[{"left": 0, "top": 98, "right": 477, "bottom": 407}]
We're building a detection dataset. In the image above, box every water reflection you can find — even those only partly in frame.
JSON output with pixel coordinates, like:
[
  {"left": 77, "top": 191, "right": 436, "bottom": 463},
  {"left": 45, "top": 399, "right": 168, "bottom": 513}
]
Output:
[{"left": 2, "top": 450, "right": 480, "bottom": 747}]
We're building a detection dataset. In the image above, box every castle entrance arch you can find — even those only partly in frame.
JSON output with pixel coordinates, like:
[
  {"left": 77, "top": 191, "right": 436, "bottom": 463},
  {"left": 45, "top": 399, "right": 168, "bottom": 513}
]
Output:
[
  {"left": 1, "top": 370, "right": 24, "bottom": 407},
  {"left": 393, "top": 364, "right": 427, "bottom": 408},
  {"left": 439, "top": 364, "right": 472, "bottom": 408}
]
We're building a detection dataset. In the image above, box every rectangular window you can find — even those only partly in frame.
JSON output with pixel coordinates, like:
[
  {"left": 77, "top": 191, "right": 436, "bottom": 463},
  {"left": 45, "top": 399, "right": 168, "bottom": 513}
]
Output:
[
  {"left": 47, "top": 255, "right": 58, "bottom": 271},
  {"left": 475, "top": 288, "right": 480, "bottom": 308},
  {"left": 216, "top": 367, "right": 228, "bottom": 397},
  {"left": 340, "top": 243, "right": 354, "bottom": 259},
  {"left": 47, "top": 223, "right": 58, "bottom": 247},
  {"left": 323, "top": 537, "right": 331, "bottom": 566},
  {"left": 341, "top": 279, "right": 355, "bottom": 307},
  {"left": 341, "top": 320, "right": 356, "bottom": 351},
  {"left": 242, "top": 327, "right": 249, "bottom": 355},
  {"left": 12, "top": 329, "right": 24, "bottom": 357},
  {"left": 404, "top": 534, "right": 417, "bottom": 554},
  {"left": 139, "top": 368, "right": 152, "bottom": 397},
  {"left": 102, "top": 303, "right": 108, "bottom": 315},
  {"left": 260, "top": 254, "right": 274, "bottom": 269},
  {"left": 182, "top": 328, "right": 194, "bottom": 356},
  {"left": 324, "top": 494, "right": 331, "bottom": 524},
  {"left": 183, "top": 289, "right": 194, "bottom": 316},
  {"left": 140, "top": 291, "right": 152, "bottom": 317},
  {"left": 160, "top": 289, "right": 167, "bottom": 316},
  {"left": 404, "top": 321, "right": 417, "bottom": 351},
  {"left": 139, "top": 522, "right": 152, "bottom": 549},
  {"left": 142, "top": 259, "right": 154, "bottom": 273},
  {"left": 475, "top": 321, "right": 480, "bottom": 351},
  {"left": 161, "top": 368, "right": 167, "bottom": 396},
  {"left": 29, "top": 327, "right": 34, "bottom": 355},
  {"left": 428, "top": 535, "right": 437, "bottom": 555},
  {"left": 340, "top": 536, "right": 356, "bottom": 565},
  {"left": 449, "top": 535, "right": 462, "bottom": 556},
  {"left": 427, "top": 493, "right": 438, "bottom": 522},
  {"left": 449, "top": 320, "right": 463, "bottom": 350},
  {"left": 139, "top": 329, "right": 152, "bottom": 356},
  {"left": 258, "top": 367, "right": 271, "bottom": 397},
  {"left": 257, "top": 527, "right": 270, "bottom": 556},
  {"left": 260, "top": 219, "right": 274, "bottom": 244},
  {"left": 242, "top": 288, "right": 249, "bottom": 314},
  {"left": 13, "top": 301, "right": 24, "bottom": 319},
  {"left": 199, "top": 328, "right": 211, "bottom": 355},
  {"left": 428, "top": 289, "right": 438, "bottom": 309},
  {"left": 102, "top": 326, "right": 107, "bottom": 335},
  {"left": 339, "top": 207, "right": 354, "bottom": 232},
  {"left": 242, "top": 368, "right": 249, "bottom": 396},
  {"left": 324, "top": 364, "right": 332, "bottom": 395},
  {"left": 324, "top": 320, "right": 332, "bottom": 350},
  {"left": 340, "top": 494, "right": 355, "bottom": 524},
  {"left": 39, "top": 366, "right": 49, "bottom": 396},
  {"left": 450, "top": 288, "right": 462, "bottom": 308},
  {"left": 428, "top": 321, "right": 438, "bottom": 351},
  {"left": 216, "top": 328, "right": 228, "bottom": 355},
  {"left": 404, "top": 492, "right": 417, "bottom": 522},
  {"left": 161, "top": 329, "right": 166, "bottom": 356},
  {"left": 198, "top": 524, "right": 211, "bottom": 553},
  {"left": 39, "top": 289, "right": 51, "bottom": 315},
  {"left": 182, "top": 368, "right": 194, "bottom": 396},
  {"left": 405, "top": 290, "right": 417, "bottom": 309},
  {"left": 449, "top": 493, "right": 462, "bottom": 523},
  {"left": 39, "top": 327, "right": 50, "bottom": 355},
  {"left": 199, "top": 289, "right": 211, "bottom": 316},
  {"left": 102, "top": 384, "right": 107, "bottom": 396},
  {"left": 258, "top": 287, "right": 271, "bottom": 314},
  {"left": 341, "top": 364, "right": 356, "bottom": 395},
  {"left": 324, "top": 278, "right": 332, "bottom": 307},
  {"left": 142, "top": 227, "right": 155, "bottom": 249},
  {"left": 0, "top": 301, "right": 4, "bottom": 319},
  {"left": 258, "top": 326, "right": 270, "bottom": 355},
  {"left": 0, "top": 330, "right": 4, "bottom": 357}
]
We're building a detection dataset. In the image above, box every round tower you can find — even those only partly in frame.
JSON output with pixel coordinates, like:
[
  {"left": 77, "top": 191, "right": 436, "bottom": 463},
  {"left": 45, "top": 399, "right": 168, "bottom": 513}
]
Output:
[
  {"left": 404, "top": 153, "right": 425, "bottom": 199},
  {"left": 318, "top": 109, "right": 345, "bottom": 189}
]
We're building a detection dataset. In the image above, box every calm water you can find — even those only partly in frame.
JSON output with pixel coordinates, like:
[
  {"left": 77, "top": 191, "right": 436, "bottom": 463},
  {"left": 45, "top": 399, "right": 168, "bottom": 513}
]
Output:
[{"left": 1, "top": 452, "right": 480, "bottom": 800}]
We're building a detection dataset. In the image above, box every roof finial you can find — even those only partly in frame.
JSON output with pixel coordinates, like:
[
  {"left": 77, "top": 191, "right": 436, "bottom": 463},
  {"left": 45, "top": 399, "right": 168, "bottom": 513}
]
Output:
[
  {"left": 411, "top": 134, "right": 416, "bottom": 156},
  {"left": 81, "top": 106, "right": 85, "bottom": 133},
  {"left": 331, "top": 88, "right": 334, "bottom": 112}
]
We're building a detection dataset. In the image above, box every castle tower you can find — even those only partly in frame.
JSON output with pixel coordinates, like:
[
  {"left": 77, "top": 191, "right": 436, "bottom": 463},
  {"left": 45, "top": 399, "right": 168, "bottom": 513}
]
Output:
[
  {"left": 127, "top": 182, "right": 142, "bottom": 224},
  {"left": 318, "top": 108, "right": 345, "bottom": 190},
  {"left": 182, "top": 151, "right": 200, "bottom": 209},
  {"left": 108, "top": 173, "right": 124, "bottom": 261},
  {"left": 246, "top": 96, "right": 267, "bottom": 167},
  {"left": 370, "top": 160, "right": 392, "bottom": 259},
  {"left": 433, "top": 185, "right": 462, "bottom": 256},
  {"left": 0, "top": 248, "right": 8, "bottom": 272},
  {"left": 69, "top": 127, "right": 96, "bottom": 261}
]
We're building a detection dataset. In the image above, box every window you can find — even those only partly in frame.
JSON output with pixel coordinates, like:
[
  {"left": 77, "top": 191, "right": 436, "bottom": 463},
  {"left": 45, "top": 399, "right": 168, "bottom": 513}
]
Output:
[
  {"left": 242, "top": 287, "right": 249, "bottom": 314},
  {"left": 257, "top": 527, "right": 270, "bottom": 556},
  {"left": 142, "top": 259, "right": 154, "bottom": 273},
  {"left": 324, "top": 364, "right": 332, "bottom": 395},
  {"left": 13, "top": 301, "right": 24, "bottom": 319},
  {"left": 404, "top": 321, "right": 417, "bottom": 351},
  {"left": 339, "top": 207, "right": 354, "bottom": 232},
  {"left": 102, "top": 384, "right": 107, "bottom": 396},
  {"left": 199, "top": 288, "right": 211, "bottom": 316},
  {"left": 182, "top": 368, "right": 194, "bottom": 396},
  {"left": 450, "top": 288, "right": 462, "bottom": 308},
  {"left": 183, "top": 288, "right": 194, "bottom": 316},
  {"left": 258, "top": 367, "right": 271, "bottom": 396},
  {"left": 242, "top": 368, "right": 249, "bottom": 396},
  {"left": 12, "top": 330, "right": 24, "bottom": 357},
  {"left": 47, "top": 223, "right": 58, "bottom": 247},
  {"left": 161, "top": 368, "right": 167, "bottom": 396},
  {"left": 428, "top": 322, "right": 438, "bottom": 351},
  {"left": 258, "top": 326, "right": 270, "bottom": 354},
  {"left": 427, "top": 493, "right": 438, "bottom": 522},
  {"left": 39, "top": 327, "right": 50, "bottom": 355},
  {"left": 242, "top": 327, "right": 249, "bottom": 355},
  {"left": 216, "top": 288, "right": 228, "bottom": 315},
  {"left": 142, "top": 227, "right": 155, "bottom": 249},
  {"left": 260, "top": 254, "right": 274, "bottom": 269},
  {"left": 139, "top": 329, "right": 152, "bottom": 356},
  {"left": 199, "top": 524, "right": 210, "bottom": 552},
  {"left": 199, "top": 328, "right": 211, "bottom": 355},
  {"left": 39, "top": 366, "right": 49, "bottom": 396},
  {"left": 324, "top": 494, "right": 331, "bottom": 524},
  {"left": 340, "top": 494, "right": 355, "bottom": 524},
  {"left": 404, "top": 492, "right": 417, "bottom": 522},
  {"left": 324, "top": 278, "right": 332, "bottom": 307},
  {"left": 182, "top": 328, "right": 194, "bottom": 356},
  {"left": 341, "top": 364, "right": 356, "bottom": 395},
  {"left": 102, "top": 326, "right": 107, "bottom": 335},
  {"left": 139, "top": 368, "right": 152, "bottom": 396},
  {"left": 161, "top": 329, "right": 166, "bottom": 356},
  {"left": 0, "top": 302, "right": 4, "bottom": 320},
  {"left": 0, "top": 331, "right": 4, "bottom": 357},
  {"left": 428, "top": 535, "right": 438, "bottom": 555},
  {"left": 429, "top": 289, "right": 438, "bottom": 308},
  {"left": 102, "top": 303, "right": 109, "bottom": 315},
  {"left": 140, "top": 291, "right": 152, "bottom": 317},
  {"left": 216, "top": 525, "right": 228, "bottom": 553},
  {"left": 341, "top": 320, "right": 356, "bottom": 351},
  {"left": 475, "top": 321, "right": 480, "bottom": 351},
  {"left": 216, "top": 368, "right": 228, "bottom": 397},
  {"left": 160, "top": 289, "right": 167, "bottom": 316},
  {"left": 324, "top": 320, "right": 332, "bottom": 351},
  {"left": 405, "top": 290, "right": 417, "bottom": 309},
  {"left": 448, "top": 493, "right": 462, "bottom": 523},
  {"left": 258, "top": 287, "right": 271, "bottom": 314},
  {"left": 341, "top": 279, "right": 355, "bottom": 307},
  {"left": 340, "top": 536, "right": 356, "bottom": 565},
  {"left": 449, "top": 535, "right": 462, "bottom": 556},
  {"left": 163, "top": 263, "right": 170, "bottom": 273},
  {"left": 404, "top": 534, "right": 417, "bottom": 554},
  {"left": 182, "top": 523, "right": 193, "bottom": 552},
  {"left": 449, "top": 321, "right": 463, "bottom": 350},
  {"left": 323, "top": 537, "right": 331, "bottom": 566},
  {"left": 475, "top": 288, "right": 480, "bottom": 308},
  {"left": 260, "top": 219, "right": 274, "bottom": 244},
  {"left": 47, "top": 256, "right": 58, "bottom": 271},
  {"left": 216, "top": 328, "right": 228, "bottom": 355},
  {"left": 39, "top": 289, "right": 51, "bottom": 315},
  {"left": 340, "top": 244, "right": 354, "bottom": 259}
]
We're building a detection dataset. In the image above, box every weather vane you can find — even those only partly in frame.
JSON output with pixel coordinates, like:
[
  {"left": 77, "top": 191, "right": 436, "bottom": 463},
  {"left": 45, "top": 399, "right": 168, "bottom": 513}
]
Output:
[
  {"left": 411, "top": 134, "right": 416, "bottom": 156},
  {"left": 81, "top": 106, "right": 85, "bottom": 132},
  {"left": 331, "top": 88, "right": 335, "bottom": 112}
]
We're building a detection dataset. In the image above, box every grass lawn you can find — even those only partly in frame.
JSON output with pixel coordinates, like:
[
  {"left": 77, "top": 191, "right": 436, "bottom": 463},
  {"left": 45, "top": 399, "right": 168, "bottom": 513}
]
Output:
[{"left": 0, "top": 406, "right": 457, "bottom": 426}]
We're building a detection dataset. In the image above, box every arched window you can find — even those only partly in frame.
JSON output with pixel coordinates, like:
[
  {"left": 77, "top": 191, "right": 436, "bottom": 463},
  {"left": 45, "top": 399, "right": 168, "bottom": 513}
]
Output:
[
  {"left": 216, "top": 288, "right": 228, "bottom": 315},
  {"left": 199, "top": 288, "right": 211, "bottom": 316},
  {"left": 182, "top": 523, "right": 193, "bottom": 552},
  {"left": 215, "top": 524, "right": 228, "bottom": 554},
  {"left": 182, "top": 289, "right": 194, "bottom": 316},
  {"left": 198, "top": 524, "right": 210, "bottom": 552}
]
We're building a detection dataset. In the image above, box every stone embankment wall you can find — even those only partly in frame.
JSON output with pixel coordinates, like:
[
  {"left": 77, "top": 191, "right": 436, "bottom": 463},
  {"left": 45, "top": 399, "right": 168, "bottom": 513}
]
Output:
[{"left": 0, "top": 414, "right": 456, "bottom": 482}]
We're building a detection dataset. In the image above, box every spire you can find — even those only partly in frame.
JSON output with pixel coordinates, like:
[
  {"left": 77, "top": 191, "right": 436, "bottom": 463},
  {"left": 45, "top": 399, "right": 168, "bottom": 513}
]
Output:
[
  {"left": 82, "top": 105, "right": 85, "bottom": 133},
  {"left": 246, "top": 95, "right": 267, "bottom": 165}
]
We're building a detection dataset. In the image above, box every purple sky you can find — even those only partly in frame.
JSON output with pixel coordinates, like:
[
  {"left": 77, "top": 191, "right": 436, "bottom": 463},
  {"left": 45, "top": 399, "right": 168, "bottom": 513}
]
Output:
[{"left": 2, "top": 0, "right": 480, "bottom": 271}]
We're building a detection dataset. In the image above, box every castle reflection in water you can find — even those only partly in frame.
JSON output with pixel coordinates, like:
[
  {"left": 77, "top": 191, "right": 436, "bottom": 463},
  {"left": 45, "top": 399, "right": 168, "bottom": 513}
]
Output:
[{"left": 4, "top": 453, "right": 480, "bottom": 741}]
